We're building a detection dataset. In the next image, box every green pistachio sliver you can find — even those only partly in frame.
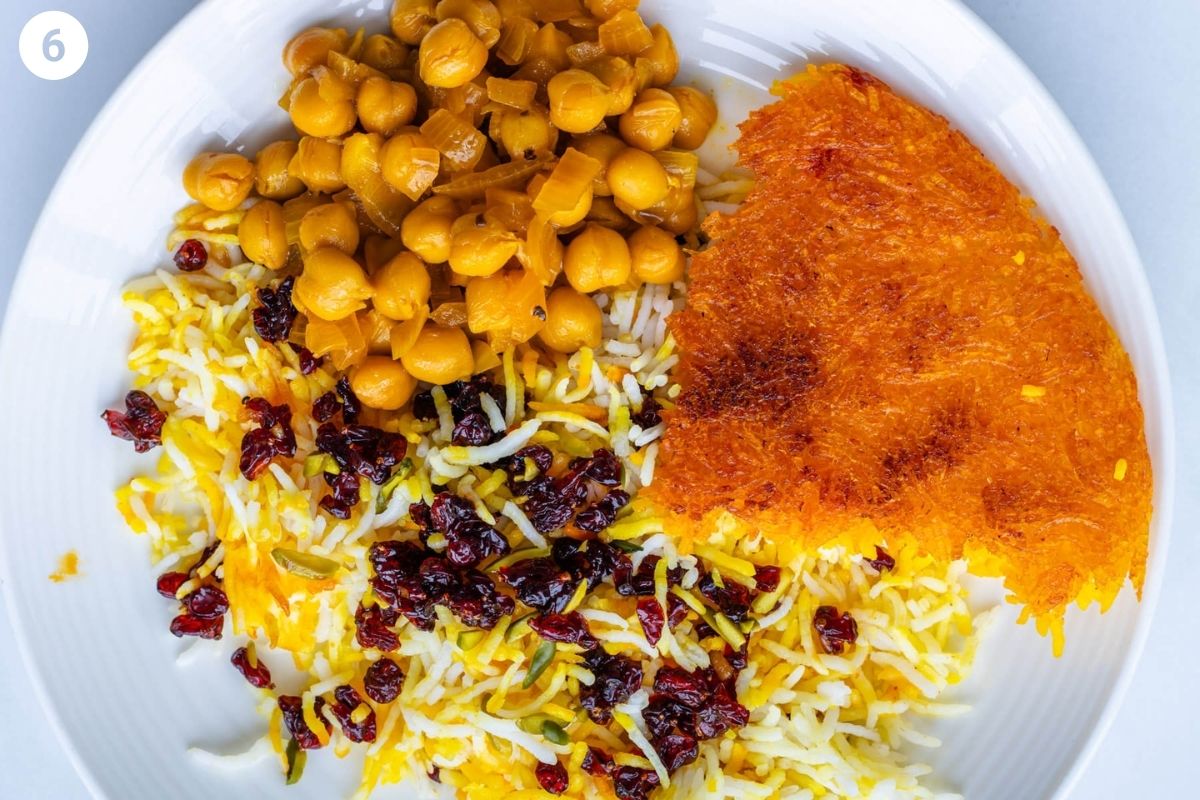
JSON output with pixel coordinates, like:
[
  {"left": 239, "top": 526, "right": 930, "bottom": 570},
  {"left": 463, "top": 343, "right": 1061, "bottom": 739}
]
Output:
[
  {"left": 610, "top": 539, "right": 643, "bottom": 553},
  {"left": 541, "top": 720, "right": 570, "bottom": 745},
  {"left": 271, "top": 547, "right": 340, "bottom": 580},
  {"left": 285, "top": 738, "right": 306, "bottom": 785},
  {"left": 516, "top": 713, "right": 554, "bottom": 735},
  {"left": 457, "top": 629, "right": 487, "bottom": 650},
  {"left": 375, "top": 458, "right": 414, "bottom": 513},
  {"left": 505, "top": 613, "right": 536, "bottom": 642},
  {"left": 302, "top": 454, "right": 339, "bottom": 478},
  {"left": 522, "top": 640, "right": 555, "bottom": 688},
  {"left": 711, "top": 568, "right": 725, "bottom": 589}
]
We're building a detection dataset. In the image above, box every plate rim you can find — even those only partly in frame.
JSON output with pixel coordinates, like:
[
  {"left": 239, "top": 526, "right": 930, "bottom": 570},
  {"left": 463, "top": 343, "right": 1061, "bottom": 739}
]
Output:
[{"left": 0, "top": 1, "right": 1176, "bottom": 798}]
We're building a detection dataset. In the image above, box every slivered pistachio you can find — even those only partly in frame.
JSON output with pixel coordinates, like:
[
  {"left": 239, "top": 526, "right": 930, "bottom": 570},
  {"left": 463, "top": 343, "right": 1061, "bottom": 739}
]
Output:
[
  {"left": 457, "top": 629, "right": 487, "bottom": 650},
  {"left": 541, "top": 719, "right": 569, "bottom": 745},
  {"left": 285, "top": 738, "right": 306, "bottom": 785},
  {"left": 303, "top": 453, "right": 339, "bottom": 478},
  {"left": 516, "top": 713, "right": 555, "bottom": 734},
  {"left": 505, "top": 613, "right": 536, "bottom": 642},
  {"left": 709, "top": 610, "right": 747, "bottom": 649},
  {"left": 711, "top": 568, "right": 725, "bottom": 589},
  {"left": 523, "top": 640, "right": 555, "bottom": 688},
  {"left": 669, "top": 585, "right": 707, "bottom": 616},
  {"left": 375, "top": 457, "right": 414, "bottom": 512},
  {"left": 270, "top": 547, "right": 340, "bottom": 579},
  {"left": 610, "top": 539, "right": 643, "bottom": 553}
]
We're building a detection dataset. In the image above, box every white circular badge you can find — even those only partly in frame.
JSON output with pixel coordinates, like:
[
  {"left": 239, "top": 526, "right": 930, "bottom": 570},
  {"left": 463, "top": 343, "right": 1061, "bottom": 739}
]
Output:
[{"left": 19, "top": 11, "right": 88, "bottom": 80}]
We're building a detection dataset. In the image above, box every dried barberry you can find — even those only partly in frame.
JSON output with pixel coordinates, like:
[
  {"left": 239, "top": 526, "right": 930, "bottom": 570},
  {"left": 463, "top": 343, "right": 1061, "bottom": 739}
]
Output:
[
  {"left": 173, "top": 238, "right": 207, "bottom": 272},
  {"left": 867, "top": 545, "right": 896, "bottom": 573},
  {"left": 446, "top": 569, "right": 514, "bottom": 629},
  {"left": 631, "top": 394, "right": 662, "bottom": 429},
  {"left": 312, "top": 391, "right": 342, "bottom": 423},
  {"left": 355, "top": 604, "right": 401, "bottom": 652},
  {"left": 500, "top": 445, "right": 553, "bottom": 486},
  {"left": 409, "top": 501, "right": 433, "bottom": 529},
  {"left": 239, "top": 397, "right": 296, "bottom": 480},
  {"left": 314, "top": 422, "right": 407, "bottom": 515},
  {"left": 156, "top": 571, "right": 187, "bottom": 599},
  {"left": 451, "top": 411, "right": 494, "bottom": 446},
  {"left": 641, "top": 695, "right": 692, "bottom": 740},
  {"left": 230, "top": 647, "right": 273, "bottom": 688},
  {"left": 653, "top": 732, "right": 699, "bottom": 772},
  {"left": 535, "top": 761, "right": 569, "bottom": 795},
  {"left": 102, "top": 390, "right": 166, "bottom": 453},
  {"left": 653, "top": 666, "right": 708, "bottom": 708},
  {"left": 411, "top": 390, "right": 437, "bottom": 421},
  {"left": 697, "top": 572, "right": 752, "bottom": 622},
  {"left": 666, "top": 593, "right": 690, "bottom": 628},
  {"left": 530, "top": 611, "right": 599, "bottom": 649},
  {"left": 169, "top": 613, "right": 223, "bottom": 639},
  {"left": 184, "top": 585, "right": 229, "bottom": 619},
  {"left": 813, "top": 605, "right": 858, "bottom": 654},
  {"left": 693, "top": 687, "right": 749, "bottom": 739},
  {"left": 335, "top": 377, "right": 361, "bottom": 423},
  {"left": 278, "top": 695, "right": 331, "bottom": 750},
  {"left": 498, "top": 557, "right": 576, "bottom": 614},
  {"left": 330, "top": 684, "right": 377, "bottom": 743},
  {"left": 614, "top": 555, "right": 683, "bottom": 597},
  {"left": 430, "top": 493, "right": 510, "bottom": 568},
  {"left": 551, "top": 538, "right": 623, "bottom": 589},
  {"left": 754, "top": 564, "right": 782, "bottom": 592},
  {"left": 297, "top": 347, "right": 320, "bottom": 375},
  {"left": 363, "top": 658, "right": 405, "bottom": 704},
  {"left": 611, "top": 765, "right": 660, "bottom": 800},
  {"left": 636, "top": 597, "right": 665, "bottom": 646},
  {"left": 574, "top": 489, "right": 631, "bottom": 533},
  {"left": 579, "top": 649, "right": 643, "bottom": 724},
  {"left": 252, "top": 277, "right": 298, "bottom": 343},
  {"left": 582, "top": 746, "right": 614, "bottom": 777}
]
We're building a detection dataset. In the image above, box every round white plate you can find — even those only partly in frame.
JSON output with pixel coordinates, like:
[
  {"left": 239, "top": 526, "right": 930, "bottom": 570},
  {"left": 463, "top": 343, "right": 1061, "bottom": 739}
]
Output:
[{"left": 0, "top": 1, "right": 1174, "bottom": 799}]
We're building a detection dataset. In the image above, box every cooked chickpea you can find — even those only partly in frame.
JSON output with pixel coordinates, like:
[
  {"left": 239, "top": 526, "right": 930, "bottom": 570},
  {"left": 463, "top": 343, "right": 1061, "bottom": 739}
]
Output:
[
  {"left": 289, "top": 75, "right": 357, "bottom": 138},
  {"left": 373, "top": 252, "right": 432, "bottom": 321},
  {"left": 183, "top": 152, "right": 255, "bottom": 212},
  {"left": 350, "top": 356, "right": 416, "bottom": 410},
  {"left": 361, "top": 34, "right": 409, "bottom": 72},
  {"left": 282, "top": 27, "right": 350, "bottom": 76},
  {"left": 669, "top": 87, "right": 718, "bottom": 151},
  {"left": 564, "top": 223, "right": 631, "bottom": 292},
  {"left": 419, "top": 19, "right": 488, "bottom": 88},
  {"left": 298, "top": 201, "right": 360, "bottom": 254},
  {"left": 289, "top": 137, "right": 346, "bottom": 193},
  {"left": 629, "top": 225, "right": 685, "bottom": 284},
  {"left": 606, "top": 147, "right": 670, "bottom": 211},
  {"left": 619, "top": 88, "right": 682, "bottom": 151},
  {"left": 294, "top": 247, "right": 374, "bottom": 321},
  {"left": 435, "top": 0, "right": 503, "bottom": 48},
  {"left": 547, "top": 70, "right": 610, "bottom": 134},
  {"left": 572, "top": 133, "right": 626, "bottom": 196},
  {"left": 357, "top": 78, "right": 418, "bottom": 136},
  {"left": 495, "top": 109, "right": 559, "bottom": 157},
  {"left": 539, "top": 285, "right": 602, "bottom": 353},
  {"left": 380, "top": 133, "right": 441, "bottom": 201},
  {"left": 254, "top": 141, "right": 304, "bottom": 200},
  {"left": 237, "top": 201, "right": 288, "bottom": 269},
  {"left": 526, "top": 23, "right": 572, "bottom": 71},
  {"left": 402, "top": 196, "right": 458, "bottom": 263},
  {"left": 450, "top": 218, "right": 520, "bottom": 277},
  {"left": 401, "top": 324, "right": 475, "bottom": 384},
  {"left": 641, "top": 24, "right": 679, "bottom": 87},
  {"left": 657, "top": 185, "right": 698, "bottom": 235},
  {"left": 391, "top": 0, "right": 437, "bottom": 45}
]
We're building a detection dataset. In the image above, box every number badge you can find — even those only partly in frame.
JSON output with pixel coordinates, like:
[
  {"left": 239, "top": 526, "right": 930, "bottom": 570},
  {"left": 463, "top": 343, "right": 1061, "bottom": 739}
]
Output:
[{"left": 19, "top": 11, "right": 89, "bottom": 80}]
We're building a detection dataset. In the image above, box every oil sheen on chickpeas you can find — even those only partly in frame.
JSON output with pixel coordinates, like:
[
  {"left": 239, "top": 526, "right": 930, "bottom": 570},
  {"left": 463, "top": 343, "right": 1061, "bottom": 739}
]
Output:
[{"left": 180, "top": 0, "right": 718, "bottom": 410}]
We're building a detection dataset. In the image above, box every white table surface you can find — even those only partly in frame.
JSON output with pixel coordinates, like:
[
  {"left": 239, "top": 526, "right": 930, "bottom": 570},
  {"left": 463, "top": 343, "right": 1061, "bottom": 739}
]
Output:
[{"left": 1, "top": 0, "right": 1196, "bottom": 796}]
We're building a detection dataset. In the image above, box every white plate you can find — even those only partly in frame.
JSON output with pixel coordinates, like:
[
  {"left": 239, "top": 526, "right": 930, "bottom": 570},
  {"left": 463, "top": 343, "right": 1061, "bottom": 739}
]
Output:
[{"left": 0, "top": 1, "right": 1174, "bottom": 798}]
